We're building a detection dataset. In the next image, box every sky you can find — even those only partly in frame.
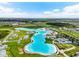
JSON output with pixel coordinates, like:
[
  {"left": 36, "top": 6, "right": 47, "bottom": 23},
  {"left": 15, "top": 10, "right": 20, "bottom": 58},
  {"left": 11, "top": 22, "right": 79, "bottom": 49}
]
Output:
[{"left": 0, "top": 2, "right": 79, "bottom": 18}]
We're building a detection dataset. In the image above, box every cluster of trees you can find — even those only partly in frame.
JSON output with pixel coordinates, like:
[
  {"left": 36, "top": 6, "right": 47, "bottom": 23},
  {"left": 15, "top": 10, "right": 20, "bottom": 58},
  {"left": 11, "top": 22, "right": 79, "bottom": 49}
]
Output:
[
  {"left": 25, "top": 26, "right": 43, "bottom": 29},
  {"left": 46, "top": 22, "right": 76, "bottom": 28}
]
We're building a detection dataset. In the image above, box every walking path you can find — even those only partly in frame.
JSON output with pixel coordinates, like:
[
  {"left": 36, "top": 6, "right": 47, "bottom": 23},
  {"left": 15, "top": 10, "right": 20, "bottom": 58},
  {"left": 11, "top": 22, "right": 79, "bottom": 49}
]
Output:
[
  {"left": 59, "top": 50, "right": 69, "bottom": 57},
  {"left": 53, "top": 41, "right": 76, "bottom": 57},
  {"left": 59, "top": 46, "right": 75, "bottom": 57},
  {"left": 64, "top": 46, "right": 75, "bottom": 52}
]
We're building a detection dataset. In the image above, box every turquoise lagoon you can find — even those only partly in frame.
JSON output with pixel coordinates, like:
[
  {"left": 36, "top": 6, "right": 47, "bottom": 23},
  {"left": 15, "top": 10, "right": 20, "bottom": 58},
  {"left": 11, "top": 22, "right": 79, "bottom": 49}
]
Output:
[{"left": 15, "top": 28, "right": 57, "bottom": 55}]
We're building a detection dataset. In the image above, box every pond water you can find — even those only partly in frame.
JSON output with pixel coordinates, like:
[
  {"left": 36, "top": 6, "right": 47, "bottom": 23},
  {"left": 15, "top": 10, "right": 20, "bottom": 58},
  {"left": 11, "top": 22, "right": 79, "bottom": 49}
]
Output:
[{"left": 15, "top": 28, "right": 57, "bottom": 55}]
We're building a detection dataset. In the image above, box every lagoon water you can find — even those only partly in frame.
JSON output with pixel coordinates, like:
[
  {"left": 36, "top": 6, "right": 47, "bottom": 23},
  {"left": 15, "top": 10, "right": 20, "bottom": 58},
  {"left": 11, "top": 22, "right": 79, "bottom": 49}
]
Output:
[{"left": 15, "top": 28, "right": 57, "bottom": 55}]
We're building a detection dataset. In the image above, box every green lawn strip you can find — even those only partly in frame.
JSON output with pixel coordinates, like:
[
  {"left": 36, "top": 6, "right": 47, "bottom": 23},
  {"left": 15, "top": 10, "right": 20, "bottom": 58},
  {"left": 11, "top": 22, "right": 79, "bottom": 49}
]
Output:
[
  {"left": 57, "top": 29, "right": 79, "bottom": 38},
  {"left": 55, "top": 29, "right": 79, "bottom": 43},
  {"left": 55, "top": 43, "right": 73, "bottom": 50},
  {"left": 61, "top": 30, "right": 79, "bottom": 37}
]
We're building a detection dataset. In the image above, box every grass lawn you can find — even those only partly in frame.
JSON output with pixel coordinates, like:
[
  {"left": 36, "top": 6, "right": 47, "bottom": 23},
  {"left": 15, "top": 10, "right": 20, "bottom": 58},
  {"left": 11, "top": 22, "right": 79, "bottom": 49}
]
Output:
[
  {"left": 56, "top": 53, "right": 64, "bottom": 57},
  {"left": 65, "top": 45, "right": 79, "bottom": 57},
  {"left": 55, "top": 43, "right": 73, "bottom": 50},
  {"left": 45, "top": 38, "right": 53, "bottom": 44},
  {"left": 0, "top": 30, "right": 10, "bottom": 40},
  {"left": 6, "top": 40, "right": 45, "bottom": 57},
  {"left": 5, "top": 29, "right": 46, "bottom": 57},
  {"left": 56, "top": 29, "right": 79, "bottom": 39}
]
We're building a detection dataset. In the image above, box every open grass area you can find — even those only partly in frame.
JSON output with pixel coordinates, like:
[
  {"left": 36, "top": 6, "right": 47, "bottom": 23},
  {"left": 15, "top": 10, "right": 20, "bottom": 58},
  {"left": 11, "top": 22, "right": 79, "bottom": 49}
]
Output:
[
  {"left": 0, "top": 25, "right": 14, "bottom": 30},
  {"left": 65, "top": 45, "right": 79, "bottom": 57},
  {"left": 57, "top": 53, "right": 64, "bottom": 57},
  {"left": 16, "top": 30, "right": 26, "bottom": 38},
  {"left": 5, "top": 29, "right": 46, "bottom": 57},
  {"left": 0, "top": 30, "right": 10, "bottom": 40},
  {"left": 45, "top": 38, "right": 53, "bottom": 44},
  {"left": 6, "top": 38, "right": 45, "bottom": 57},
  {"left": 6, "top": 45, "right": 45, "bottom": 57}
]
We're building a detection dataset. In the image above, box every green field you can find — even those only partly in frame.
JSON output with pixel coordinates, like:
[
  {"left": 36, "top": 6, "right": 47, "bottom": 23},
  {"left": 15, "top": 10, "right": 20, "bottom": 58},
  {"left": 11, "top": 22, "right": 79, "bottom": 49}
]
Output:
[{"left": 0, "top": 21, "right": 79, "bottom": 57}]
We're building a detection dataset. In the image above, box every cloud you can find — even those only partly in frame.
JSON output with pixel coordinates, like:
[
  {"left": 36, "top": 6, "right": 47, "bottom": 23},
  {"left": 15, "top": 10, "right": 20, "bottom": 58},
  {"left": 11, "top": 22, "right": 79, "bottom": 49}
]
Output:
[
  {"left": 43, "top": 9, "right": 60, "bottom": 15},
  {"left": 0, "top": 2, "right": 9, "bottom": 4},
  {"left": 43, "top": 11, "right": 52, "bottom": 14},
  {"left": 0, "top": 5, "right": 28, "bottom": 18},
  {"left": 53, "top": 9, "right": 60, "bottom": 12},
  {"left": 0, "top": 6, "right": 15, "bottom": 13},
  {"left": 0, "top": 3, "right": 79, "bottom": 18},
  {"left": 63, "top": 4, "right": 79, "bottom": 13},
  {"left": 43, "top": 4, "right": 79, "bottom": 18}
]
